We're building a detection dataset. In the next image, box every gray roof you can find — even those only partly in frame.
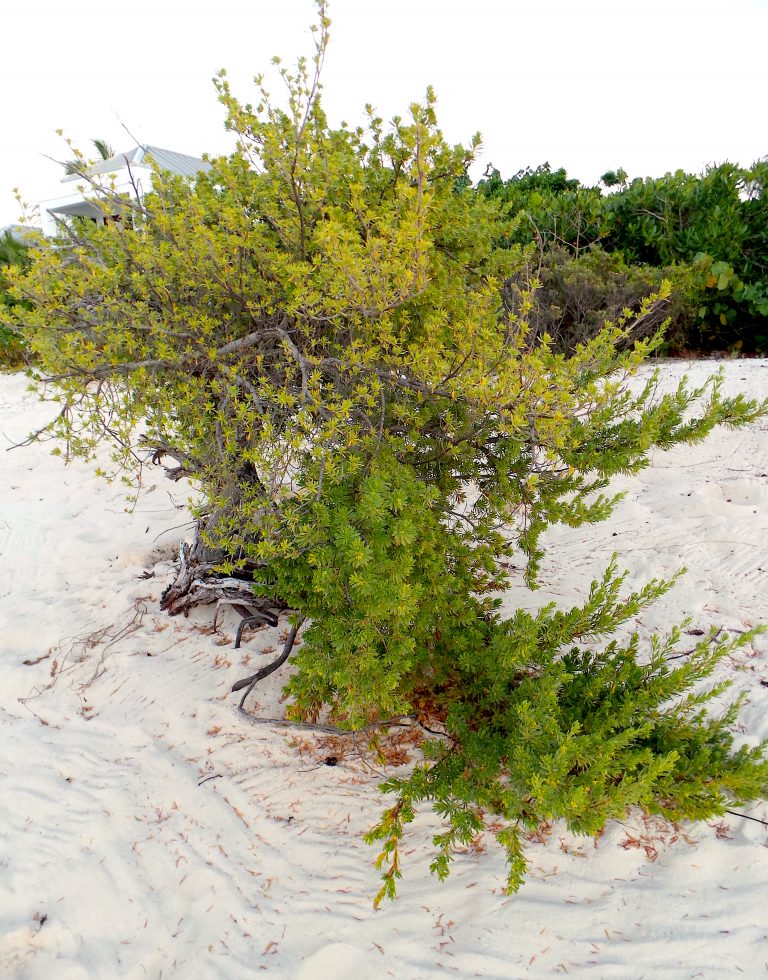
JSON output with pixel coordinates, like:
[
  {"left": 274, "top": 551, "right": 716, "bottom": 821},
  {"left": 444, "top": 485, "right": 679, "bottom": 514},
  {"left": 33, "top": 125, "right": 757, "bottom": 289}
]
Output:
[
  {"left": 142, "top": 145, "right": 212, "bottom": 177},
  {"left": 71, "top": 144, "right": 211, "bottom": 180}
]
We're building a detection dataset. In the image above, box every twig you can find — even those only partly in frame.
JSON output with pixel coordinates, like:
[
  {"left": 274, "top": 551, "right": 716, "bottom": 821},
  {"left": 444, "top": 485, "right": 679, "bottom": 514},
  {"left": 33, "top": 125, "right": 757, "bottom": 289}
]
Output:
[
  {"left": 198, "top": 774, "right": 222, "bottom": 786},
  {"left": 723, "top": 808, "right": 768, "bottom": 828},
  {"left": 666, "top": 627, "right": 725, "bottom": 660},
  {"left": 299, "top": 757, "right": 339, "bottom": 773},
  {"left": 665, "top": 648, "right": 695, "bottom": 662},
  {"left": 417, "top": 720, "right": 454, "bottom": 741},
  {"left": 19, "top": 600, "right": 147, "bottom": 703},
  {"left": 235, "top": 710, "right": 415, "bottom": 736},
  {"left": 233, "top": 619, "right": 305, "bottom": 709}
]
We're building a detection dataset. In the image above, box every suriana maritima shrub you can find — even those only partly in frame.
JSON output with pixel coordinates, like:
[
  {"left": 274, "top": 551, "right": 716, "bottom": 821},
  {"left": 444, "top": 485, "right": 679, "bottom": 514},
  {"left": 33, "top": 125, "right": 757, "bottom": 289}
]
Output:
[{"left": 3, "top": 2, "right": 768, "bottom": 902}]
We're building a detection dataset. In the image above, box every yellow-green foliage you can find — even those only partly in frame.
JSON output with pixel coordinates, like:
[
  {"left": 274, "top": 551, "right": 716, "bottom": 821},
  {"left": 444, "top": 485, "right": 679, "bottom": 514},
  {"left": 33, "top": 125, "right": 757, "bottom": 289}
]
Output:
[
  {"left": 4, "top": 2, "right": 768, "bottom": 900},
  {"left": 0, "top": 230, "right": 32, "bottom": 368}
]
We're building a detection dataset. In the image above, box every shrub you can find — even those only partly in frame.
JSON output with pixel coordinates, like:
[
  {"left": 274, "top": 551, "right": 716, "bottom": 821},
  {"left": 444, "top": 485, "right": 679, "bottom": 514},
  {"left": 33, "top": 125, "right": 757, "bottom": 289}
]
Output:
[
  {"left": 478, "top": 161, "right": 768, "bottom": 352},
  {"left": 500, "top": 245, "right": 671, "bottom": 355},
  {"left": 602, "top": 163, "right": 768, "bottom": 351},
  {"left": 3, "top": 3, "right": 767, "bottom": 899},
  {"left": 477, "top": 163, "right": 605, "bottom": 255},
  {"left": 0, "top": 323, "right": 25, "bottom": 368},
  {"left": 0, "top": 230, "right": 31, "bottom": 368}
]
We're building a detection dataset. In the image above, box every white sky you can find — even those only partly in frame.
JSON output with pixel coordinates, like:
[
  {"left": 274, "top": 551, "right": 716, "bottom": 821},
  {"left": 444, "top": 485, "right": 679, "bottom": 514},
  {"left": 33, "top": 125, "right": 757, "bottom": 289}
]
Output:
[{"left": 2, "top": 0, "right": 767, "bottom": 227}]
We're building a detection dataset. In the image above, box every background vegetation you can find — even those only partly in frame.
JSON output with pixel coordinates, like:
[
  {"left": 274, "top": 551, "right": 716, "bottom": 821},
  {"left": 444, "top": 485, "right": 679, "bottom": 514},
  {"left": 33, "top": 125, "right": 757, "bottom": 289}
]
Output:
[
  {"left": 0, "top": 230, "right": 31, "bottom": 367},
  {"left": 477, "top": 160, "right": 768, "bottom": 353}
]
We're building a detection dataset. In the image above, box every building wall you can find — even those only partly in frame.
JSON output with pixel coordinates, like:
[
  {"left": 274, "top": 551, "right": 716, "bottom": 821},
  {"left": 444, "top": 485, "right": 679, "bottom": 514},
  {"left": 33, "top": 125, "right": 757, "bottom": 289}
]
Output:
[{"left": 39, "top": 167, "right": 155, "bottom": 237}]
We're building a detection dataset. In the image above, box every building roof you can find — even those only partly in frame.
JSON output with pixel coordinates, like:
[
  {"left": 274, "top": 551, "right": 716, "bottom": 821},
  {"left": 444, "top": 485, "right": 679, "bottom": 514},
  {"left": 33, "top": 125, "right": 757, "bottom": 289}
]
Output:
[
  {"left": 142, "top": 145, "right": 212, "bottom": 178},
  {"left": 66, "top": 144, "right": 211, "bottom": 181}
]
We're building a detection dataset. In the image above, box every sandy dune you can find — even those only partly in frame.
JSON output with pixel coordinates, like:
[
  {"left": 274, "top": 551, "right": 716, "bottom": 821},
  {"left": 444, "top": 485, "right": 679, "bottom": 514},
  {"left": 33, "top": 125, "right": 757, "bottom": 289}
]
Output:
[{"left": 1, "top": 360, "right": 767, "bottom": 979}]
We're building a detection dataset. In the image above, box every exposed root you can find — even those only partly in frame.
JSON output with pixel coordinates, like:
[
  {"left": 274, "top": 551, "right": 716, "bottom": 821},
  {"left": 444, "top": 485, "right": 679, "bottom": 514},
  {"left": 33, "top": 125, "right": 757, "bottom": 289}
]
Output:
[{"left": 232, "top": 619, "right": 305, "bottom": 709}]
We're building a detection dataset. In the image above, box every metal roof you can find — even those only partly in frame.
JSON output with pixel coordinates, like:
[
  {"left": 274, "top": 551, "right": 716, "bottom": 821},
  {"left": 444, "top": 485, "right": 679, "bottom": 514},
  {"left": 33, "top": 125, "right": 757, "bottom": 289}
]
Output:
[
  {"left": 69, "top": 145, "right": 211, "bottom": 180},
  {"left": 141, "top": 146, "right": 212, "bottom": 178}
]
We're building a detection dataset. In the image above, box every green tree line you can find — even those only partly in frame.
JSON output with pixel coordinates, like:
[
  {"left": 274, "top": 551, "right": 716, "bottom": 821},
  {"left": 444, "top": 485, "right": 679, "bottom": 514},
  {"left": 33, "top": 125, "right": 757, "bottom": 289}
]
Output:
[{"left": 477, "top": 160, "right": 768, "bottom": 353}]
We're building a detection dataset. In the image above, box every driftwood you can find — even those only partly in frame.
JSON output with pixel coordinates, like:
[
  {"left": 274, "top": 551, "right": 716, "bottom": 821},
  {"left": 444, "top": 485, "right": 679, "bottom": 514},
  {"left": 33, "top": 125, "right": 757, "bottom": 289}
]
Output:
[{"left": 160, "top": 539, "right": 284, "bottom": 622}]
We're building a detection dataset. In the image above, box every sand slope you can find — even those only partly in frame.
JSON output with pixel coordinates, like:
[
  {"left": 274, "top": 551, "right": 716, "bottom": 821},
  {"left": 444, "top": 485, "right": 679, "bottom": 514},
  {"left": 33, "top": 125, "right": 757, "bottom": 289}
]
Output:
[{"left": 1, "top": 360, "right": 767, "bottom": 979}]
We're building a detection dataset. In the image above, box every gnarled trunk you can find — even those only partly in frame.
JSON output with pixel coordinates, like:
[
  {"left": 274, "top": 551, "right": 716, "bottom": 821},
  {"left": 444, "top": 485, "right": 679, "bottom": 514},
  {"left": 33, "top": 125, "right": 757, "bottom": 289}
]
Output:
[{"left": 160, "top": 518, "right": 284, "bottom": 622}]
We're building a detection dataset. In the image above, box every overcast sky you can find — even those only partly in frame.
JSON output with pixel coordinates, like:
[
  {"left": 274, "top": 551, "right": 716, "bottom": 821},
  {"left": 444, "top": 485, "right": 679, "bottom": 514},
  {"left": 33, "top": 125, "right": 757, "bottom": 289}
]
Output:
[{"left": 2, "top": 0, "right": 766, "bottom": 227}]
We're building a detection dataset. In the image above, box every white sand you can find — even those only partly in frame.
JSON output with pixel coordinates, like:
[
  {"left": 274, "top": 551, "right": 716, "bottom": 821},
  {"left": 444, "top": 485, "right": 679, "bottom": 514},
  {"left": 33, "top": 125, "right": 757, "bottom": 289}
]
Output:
[{"left": 1, "top": 360, "right": 767, "bottom": 979}]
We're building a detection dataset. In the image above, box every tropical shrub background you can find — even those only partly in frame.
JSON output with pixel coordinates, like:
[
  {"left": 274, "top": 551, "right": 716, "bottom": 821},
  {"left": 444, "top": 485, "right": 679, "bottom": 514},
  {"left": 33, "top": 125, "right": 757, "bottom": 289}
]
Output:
[{"left": 477, "top": 159, "right": 768, "bottom": 353}]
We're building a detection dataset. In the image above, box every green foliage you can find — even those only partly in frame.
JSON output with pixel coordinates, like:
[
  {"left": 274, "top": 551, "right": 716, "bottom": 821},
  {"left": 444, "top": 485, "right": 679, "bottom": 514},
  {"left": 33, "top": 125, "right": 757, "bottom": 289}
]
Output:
[
  {"left": 258, "top": 449, "right": 496, "bottom": 726},
  {"left": 477, "top": 163, "right": 605, "bottom": 255},
  {"left": 602, "top": 164, "right": 757, "bottom": 269},
  {"left": 600, "top": 168, "right": 628, "bottom": 189},
  {"left": 479, "top": 160, "right": 768, "bottom": 351},
  {"left": 602, "top": 163, "right": 768, "bottom": 350},
  {"left": 0, "top": 231, "right": 32, "bottom": 367},
  {"left": 62, "top": 137, "right": 115, "bottom": 176},
  {"left": 2, "top": 2, "right": 768, "bottom": 899},
  {"left": 367, "top": 601, "right": 768, "bottom": 900}
]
